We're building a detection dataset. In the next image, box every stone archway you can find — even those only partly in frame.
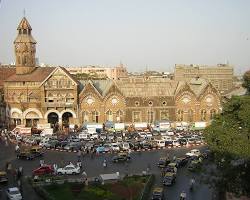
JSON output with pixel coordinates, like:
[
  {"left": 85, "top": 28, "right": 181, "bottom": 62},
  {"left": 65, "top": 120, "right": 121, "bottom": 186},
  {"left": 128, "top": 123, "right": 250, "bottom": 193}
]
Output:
[
  {"left": 23, "top": 108, "right": 43, "bottom": 127},
  {"left": 47, "top": 112, "right": 59, "bottom": 128},
  {"left": 62, "top": 112, "right": 73, "bottom": 128},
  {"left": 10, "top": 108, "right": 23, "bottom": 126}
]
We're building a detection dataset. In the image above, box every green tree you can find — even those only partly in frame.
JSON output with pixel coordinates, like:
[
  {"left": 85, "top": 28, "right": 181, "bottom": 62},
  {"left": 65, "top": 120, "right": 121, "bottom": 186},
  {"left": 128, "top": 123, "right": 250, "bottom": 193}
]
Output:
[
  {"left": 204, "top": 95, "right": 250, "bottom": 197},
  {"left": 242, "top": 70, "right": 250, "bottom": 93}
]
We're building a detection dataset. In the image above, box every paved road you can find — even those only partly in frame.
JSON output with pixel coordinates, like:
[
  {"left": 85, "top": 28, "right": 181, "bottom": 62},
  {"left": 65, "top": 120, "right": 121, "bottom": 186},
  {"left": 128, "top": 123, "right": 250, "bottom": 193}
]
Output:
[
  {"left": 0, "top": 141, "right": 213, "bottom": 200},
  {"left": 0, "top": 139, "right": 42, "bottom": 200}
]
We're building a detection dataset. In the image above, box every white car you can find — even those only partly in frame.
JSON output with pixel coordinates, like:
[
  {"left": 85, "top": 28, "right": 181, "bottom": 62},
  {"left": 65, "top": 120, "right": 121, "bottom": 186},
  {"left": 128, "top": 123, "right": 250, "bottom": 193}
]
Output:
[
  {"left": 185, "top": 149, "right": 201, "bottom": 157},
  {"left": 6, "top": 187, "right": 22, "bottom": 200},
  {"left": 57, "top": 164, "right": 80, "bottom": 175},
  {"left": 111, "top": 143, "right": 120, "bottom": 151}
]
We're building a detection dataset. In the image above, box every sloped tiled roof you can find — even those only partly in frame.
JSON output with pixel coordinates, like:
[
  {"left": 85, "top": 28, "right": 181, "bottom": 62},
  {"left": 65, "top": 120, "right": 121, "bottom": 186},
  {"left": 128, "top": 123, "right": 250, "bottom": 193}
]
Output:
[
  {"left": 115, "top": 79, "right": 179, "bottom": 97},
  {"left": 79, "top": 79, "right": 113, "bottom": 96},
  {"left": 0, "top": 66, "right": 16, "bottom": 87},
  {"left": 60, "top": 67, "right": 79, "bottom": 84},
  {"left": 5, "top": 67, "right": 55, "bottom": 82}
]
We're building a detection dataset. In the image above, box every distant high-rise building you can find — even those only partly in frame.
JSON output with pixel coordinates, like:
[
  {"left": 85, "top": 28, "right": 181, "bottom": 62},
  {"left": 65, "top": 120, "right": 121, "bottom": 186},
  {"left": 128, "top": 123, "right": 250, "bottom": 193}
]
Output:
[{"left": 174, "top": 64, "right": 234, "bottom": 93}]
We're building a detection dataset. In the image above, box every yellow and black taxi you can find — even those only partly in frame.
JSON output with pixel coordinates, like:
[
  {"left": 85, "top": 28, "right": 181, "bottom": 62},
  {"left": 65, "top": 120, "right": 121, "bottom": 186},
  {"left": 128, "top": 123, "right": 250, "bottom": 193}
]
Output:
[
  {"left": 157, "top": 157, "right": 171, "bottom": 168},
  {"left": 151, "top": 187, "right": 164, "bottom": 200},
  {"left": 163, "top": 172, "right": 176, "bottom": 186},
  {"left": 163, "top": 163, "right": 178, "bottom": 175}
]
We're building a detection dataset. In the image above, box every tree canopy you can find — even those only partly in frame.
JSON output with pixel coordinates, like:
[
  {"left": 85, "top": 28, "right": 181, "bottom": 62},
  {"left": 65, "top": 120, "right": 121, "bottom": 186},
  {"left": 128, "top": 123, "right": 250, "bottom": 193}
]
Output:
[
  {"left": 205, "top": 95, "right": 250, "bottom": 158},
  {"left": 204, "top": 95, "right": 250, "bottom": 197},
  {"left": 242, "top": 70, "right": 250, "bottom": 93}
]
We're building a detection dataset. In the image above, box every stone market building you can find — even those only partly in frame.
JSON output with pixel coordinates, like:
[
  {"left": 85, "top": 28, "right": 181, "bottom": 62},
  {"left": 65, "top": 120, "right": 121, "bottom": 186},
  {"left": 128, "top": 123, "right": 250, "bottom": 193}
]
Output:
[{"left": 0, "top": 17, "right": 222, "bottom": 129}]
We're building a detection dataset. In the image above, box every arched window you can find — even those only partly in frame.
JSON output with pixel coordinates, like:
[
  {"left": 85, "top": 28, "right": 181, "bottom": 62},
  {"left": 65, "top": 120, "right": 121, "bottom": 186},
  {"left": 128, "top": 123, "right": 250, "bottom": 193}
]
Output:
[
  {"left": 66, "top": 93, "right": 74, "bottom": 103},
  {"left": 82, "top": 111, "right": 89, "bottom": 122},
  {"left": 177, "top": 110, "right": 184, "bottom": 121},
  {"left": 20, "top": 93, "right": 26, "bottom": 102},
  {"left": 116, "top": 110, "right": 124, "bottom": 122},
  {"left": 187, "top": 109, "right": 194, "bottom": 122},
  {"left": 210, "top": 109, "right": 216, "bottom": 120},
  {"left": 91, "top": 111, "right": 99, "bottom": 123},
  {"left": 23, "top": 56, "right": 27, "bottom": 65},
  {"left": 147, "top": 111, "right": 154, "bottom": 123},
  {"left": 47, "top": 93, "right": 54, "bottom": 102},
  {"left": 201, "top": 109, "right": 207, "bottom": 121},
  {"left": 17, "top": 56, "right": 21, "bottom": 65},
  {"left": 106, "top": 110, "right": 113, "bottom": 122},
  {"left": 160, "top": 110, "right": 169, "bottom": 121}
]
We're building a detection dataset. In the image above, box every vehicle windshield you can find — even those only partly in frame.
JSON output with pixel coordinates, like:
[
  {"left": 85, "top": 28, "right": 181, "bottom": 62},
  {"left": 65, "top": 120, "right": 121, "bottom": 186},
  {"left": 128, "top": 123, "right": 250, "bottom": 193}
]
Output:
[{"left": 9, "top": 190, "right": 20, "bottom": 195}]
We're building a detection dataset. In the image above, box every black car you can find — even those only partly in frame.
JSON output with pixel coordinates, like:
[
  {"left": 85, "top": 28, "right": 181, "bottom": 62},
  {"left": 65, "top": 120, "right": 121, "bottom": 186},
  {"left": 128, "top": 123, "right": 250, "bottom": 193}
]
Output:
[
  {"left": 112, "top": 153, "right": 131, "bottom": 163},
  {"left": 178, "top": 138, "right": 187, "bottom": 145},
  {"left": 17, "top": 152, "right": 43, "bottom": 160},
  {"left": 140, "top": 142, "right": 152, "bottom": 150},
  {"left": 175, "top": 157, "right": 189, "bottom": 167}
]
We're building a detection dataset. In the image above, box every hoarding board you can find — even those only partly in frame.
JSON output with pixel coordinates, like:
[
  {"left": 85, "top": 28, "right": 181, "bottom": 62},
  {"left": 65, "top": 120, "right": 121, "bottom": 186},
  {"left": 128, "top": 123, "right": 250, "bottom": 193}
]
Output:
[{"left": 114, "top": 123, "right": 125, "bottom": 130}]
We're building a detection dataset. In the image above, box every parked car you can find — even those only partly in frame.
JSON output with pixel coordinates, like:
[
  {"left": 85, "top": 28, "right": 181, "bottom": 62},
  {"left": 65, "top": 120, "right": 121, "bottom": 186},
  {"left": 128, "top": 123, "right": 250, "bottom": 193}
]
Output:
[
  {"left": 151, "top": 187, "right": 164, "bottom": 200},
  {"left": 57, "top": 164, "right": 80, "bottom": 175},
  {"left": 178, "top": 138, "right": 187, "bottom": 145},
  {"left": 188, "top": 160, "right": 202, "bottom": 171},
  {"left": 32, "top": 165, "right": 54, "bottom": 176},
  {"left": 175, "top": 157, "right": 189, "bottom": 167},
  {"left": 164, "top": 163, "right": 177, "bottom": 175},
  {"left": 185, "top": 149, "right": 201, "bottom": 157},
  {"left": 0, "top": 171, "right": 8, "bottom": 183},
  {"left": 64, "top": 142, "right": 81, "bottom": 151},
  {"left": 17, "top": 151, "right": 38, "bottom": 160},
  {"left": 163, "top": 172, "right": 176, "bottom": 186},
  {"left": 111, "top": 143, "right": 120, "bottom": 151},
  {"left": 96, "top": 146, "right": 106, "bottom": 153},
  {"left": 112, "top": 152, "right": 131, "bottom": 163},
  {"left": 6, "top": 187, "right": 22, "bottom": 200},
  {"left": 120, "top": 142, "right": 130, "bottom": 151}
]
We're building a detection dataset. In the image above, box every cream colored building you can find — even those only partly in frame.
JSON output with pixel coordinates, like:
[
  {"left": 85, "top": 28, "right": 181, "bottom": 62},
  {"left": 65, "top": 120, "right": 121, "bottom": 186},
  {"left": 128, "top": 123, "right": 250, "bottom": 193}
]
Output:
[
  {"left": 65, "top": 64, "right": 128, "bottom": 80},
  {"left": 174, "top": 64, "right": 234, "bottom": 93}
]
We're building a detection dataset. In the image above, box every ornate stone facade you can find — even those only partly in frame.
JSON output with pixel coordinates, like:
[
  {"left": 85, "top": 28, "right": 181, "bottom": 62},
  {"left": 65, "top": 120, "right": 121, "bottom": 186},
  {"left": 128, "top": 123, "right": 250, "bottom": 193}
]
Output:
[{"left": 0, "top": 17, "right": 222, "bottom": 129}]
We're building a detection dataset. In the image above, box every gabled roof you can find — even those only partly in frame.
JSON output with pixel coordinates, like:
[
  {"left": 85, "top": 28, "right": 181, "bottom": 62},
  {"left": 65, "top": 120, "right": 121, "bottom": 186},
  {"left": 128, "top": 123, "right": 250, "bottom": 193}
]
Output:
[
  {"left": 5, "top": 67, "right": 55, "bottom": 82},
  {"left": 188, "top": 78, "right": 209, "bottom": 97},
  {"left": 78, "top": 80, "right": 103, "bottom": 98},
  {"left": 40, "top": 67, "right": 79, "bottom": 86}
]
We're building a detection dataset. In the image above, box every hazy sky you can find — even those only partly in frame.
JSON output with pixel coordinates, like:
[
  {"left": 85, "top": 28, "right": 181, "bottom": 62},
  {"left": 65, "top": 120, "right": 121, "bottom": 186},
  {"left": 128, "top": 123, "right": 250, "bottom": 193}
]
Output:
[{"left": 0, "top": 0, "right": 249, "bottom": 74}]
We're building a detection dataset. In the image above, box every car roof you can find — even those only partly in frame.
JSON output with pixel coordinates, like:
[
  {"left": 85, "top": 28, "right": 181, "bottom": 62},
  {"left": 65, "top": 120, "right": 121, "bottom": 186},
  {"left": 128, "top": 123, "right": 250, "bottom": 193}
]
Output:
[
  {"left": 0, "top": 171, "right": 7, "bottom": 175},
  {"left": 164, "top": 172, "right": 175, "bottom": 177},
  {"left": 168, "top": 163, "right": 177, "bottom": 166},
  {"left": 8, "top": 187, "right": 19, "bottom": 192},
  {"left": 153, "top": 187, "right": 163, "bottom": 193}
]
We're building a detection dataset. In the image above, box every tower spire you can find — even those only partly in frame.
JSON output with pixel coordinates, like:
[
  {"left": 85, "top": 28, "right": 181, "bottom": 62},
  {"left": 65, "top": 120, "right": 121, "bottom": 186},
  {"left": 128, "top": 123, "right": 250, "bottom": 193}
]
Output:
[{"left": 14, "top": 16, "right": 37, "bottom": 75}]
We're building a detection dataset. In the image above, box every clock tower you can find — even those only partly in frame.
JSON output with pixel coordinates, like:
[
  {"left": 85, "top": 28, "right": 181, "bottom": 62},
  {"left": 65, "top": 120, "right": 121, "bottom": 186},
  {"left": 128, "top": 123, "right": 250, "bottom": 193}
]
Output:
[{"left": 14, "top": 17, "right": 37, "bottom": 75}]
